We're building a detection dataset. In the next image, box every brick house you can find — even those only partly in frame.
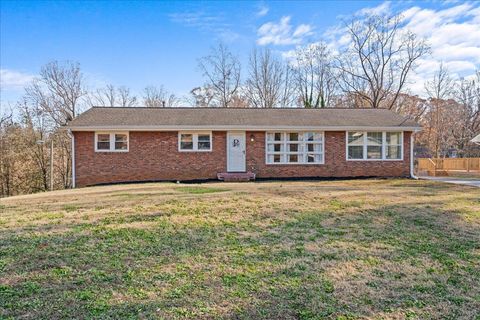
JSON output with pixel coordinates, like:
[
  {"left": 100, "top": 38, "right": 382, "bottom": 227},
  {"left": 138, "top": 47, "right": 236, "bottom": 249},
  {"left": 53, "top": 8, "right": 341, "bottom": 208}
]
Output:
[{"left": 67, "top": 107, "right": 421, "bottom": 187}]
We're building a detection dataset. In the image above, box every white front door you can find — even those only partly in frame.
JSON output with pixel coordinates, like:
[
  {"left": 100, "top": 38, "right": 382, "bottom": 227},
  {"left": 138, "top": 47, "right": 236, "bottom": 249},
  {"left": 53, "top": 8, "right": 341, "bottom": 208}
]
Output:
[{"left": 227, "top": 132, "right": 246, "bottom": 172}]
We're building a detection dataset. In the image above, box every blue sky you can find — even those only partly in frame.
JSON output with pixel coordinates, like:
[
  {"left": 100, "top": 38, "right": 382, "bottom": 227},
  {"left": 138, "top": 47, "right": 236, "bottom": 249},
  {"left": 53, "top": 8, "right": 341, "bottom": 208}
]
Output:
[{"left": 1, "top": 1, "right": 479, "bottom": 109}]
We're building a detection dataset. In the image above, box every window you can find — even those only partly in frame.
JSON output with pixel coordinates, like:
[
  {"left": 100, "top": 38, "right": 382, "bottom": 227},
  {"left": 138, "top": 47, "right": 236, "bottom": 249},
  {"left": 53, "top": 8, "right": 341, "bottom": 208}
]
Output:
[
  {"left": 180, "top": 134, "right": 193, "bottom": 150},
  {"left": 197, "top": 134, "right": 211, "bottom": 150},
  {"left": 114, "top": 134, "right": 128, "bottom": 150},
  {"left": 367, "top": 132, "right": 383, "bottom": 159},
  {"left": 386, "top": 132, "right": 402, "bottom": 160},
  {"left": 266, "top": 132, "right": 324, "bottom": 164},
  {"left": 347, "top": 131, "right": 403, "bottom": 160},
  {"left": 347, "top": 132, "right": 364, "bottom": 160},
  {"left": 95, "top": 132, "right": 129, "bottom": 152},
  {"left": 179, "top": 132, "right": 212, "bottom": 151},
  {"left": 96, "top": 134, "right": 110, "bottom": 151}
]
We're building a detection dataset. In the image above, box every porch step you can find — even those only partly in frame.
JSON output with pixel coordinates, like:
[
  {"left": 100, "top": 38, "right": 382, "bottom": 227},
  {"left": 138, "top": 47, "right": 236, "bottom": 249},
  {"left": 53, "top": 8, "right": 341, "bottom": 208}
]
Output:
[{"left": 217, "top": 172, "right": 256, "bottom": 182}]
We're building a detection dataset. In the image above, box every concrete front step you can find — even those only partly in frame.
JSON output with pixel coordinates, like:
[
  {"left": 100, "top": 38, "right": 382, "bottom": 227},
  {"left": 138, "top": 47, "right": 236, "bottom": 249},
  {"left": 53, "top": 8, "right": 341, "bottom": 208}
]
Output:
[{"left": 217, "top": 172, "right": 256, "bottom": 182}]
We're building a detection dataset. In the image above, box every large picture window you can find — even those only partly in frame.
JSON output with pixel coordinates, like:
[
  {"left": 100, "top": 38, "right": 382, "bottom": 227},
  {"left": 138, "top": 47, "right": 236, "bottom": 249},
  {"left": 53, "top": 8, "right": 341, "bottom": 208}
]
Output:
[
  {"left": 95, "top": 132, "right": 129, "bottom": 152},
  {"left": 347, "top": 131, "right": 403, "bottom": 160},
  {"left": 266, "top": 132, "right": 324, "bottom": 164},
  {"left": 178, "top": 132, "right": 212, "bottom": 151}
]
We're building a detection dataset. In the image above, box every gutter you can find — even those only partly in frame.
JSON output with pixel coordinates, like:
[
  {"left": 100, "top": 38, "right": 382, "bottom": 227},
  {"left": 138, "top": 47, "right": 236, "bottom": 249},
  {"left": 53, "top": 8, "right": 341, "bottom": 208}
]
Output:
[
  {"left": 66, "top": 125, "right": 422, "bottom": 132},
  {"left": 410, "top": 133, "right": 418, "bottom": 179},
  {"left": 68, "top": 129, "right": 76, "bottom": 188}
]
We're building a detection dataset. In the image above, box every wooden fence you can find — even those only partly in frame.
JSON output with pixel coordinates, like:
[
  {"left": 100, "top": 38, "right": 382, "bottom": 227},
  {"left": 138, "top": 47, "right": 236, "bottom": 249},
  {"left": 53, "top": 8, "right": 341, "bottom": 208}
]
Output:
[{"left": 417, "top": 158, "right": 480, "bottom": 176}]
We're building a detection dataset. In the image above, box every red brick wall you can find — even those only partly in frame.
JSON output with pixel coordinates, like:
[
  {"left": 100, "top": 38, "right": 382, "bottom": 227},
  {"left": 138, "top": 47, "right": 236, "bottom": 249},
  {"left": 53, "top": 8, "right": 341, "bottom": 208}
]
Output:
[
  {"left": 73, "top": 130, "right": 412, "bottom": 187},
  {"left": 246, "top": 131, "right": 411, "bottom": 179},
  {"left": 74, "top": 131, "right": 227, "bottom": 187}
]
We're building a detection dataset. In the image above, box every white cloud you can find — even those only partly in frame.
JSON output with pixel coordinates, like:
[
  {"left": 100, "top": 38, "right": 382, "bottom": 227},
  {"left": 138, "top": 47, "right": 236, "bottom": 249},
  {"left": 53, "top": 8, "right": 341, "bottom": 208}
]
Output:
[
  {"left": 311, "top": 1, "right": 480, "bottom": 97},
  {"left": 357, "top": 1, "right": 391, "bottom": 16},
  {"left": 0, "top": 69, "right": 35, "bottom": 90},
  {"left": 402, "top": 3, "right": 474, "bottom": 37},
  {"left": 444, "top": 60, "right": 477, "bottom": 73},
  {"left": 257, "top": 4, "right": 269, "bottom": 17},
  {"left": 169, "top": 11, "right": 224, "bottom": 29},
  {"left": 257, "top": 16, "right": 313, "bottom": 46},
  {"left": 281, "top": 48, "right": 297, "bottom": 61},
  {"left": 169, "top": 10, "right": 239, "bottom": 42},
  {"left": 293, "top": 24, "right": 312, "bottom": 37},
  {"left": 398, "top": 2, "right": 480, "bottom": 95}
]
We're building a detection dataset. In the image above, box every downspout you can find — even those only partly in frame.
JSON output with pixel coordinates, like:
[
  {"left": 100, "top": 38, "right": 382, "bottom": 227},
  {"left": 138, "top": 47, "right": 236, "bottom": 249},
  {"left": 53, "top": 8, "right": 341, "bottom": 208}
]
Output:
[
  {"left": 410, "top": 132, "right": 418, "bottom": 179},
  {"left": 69, "top": 129, "right": 76, "bottom": 188}
]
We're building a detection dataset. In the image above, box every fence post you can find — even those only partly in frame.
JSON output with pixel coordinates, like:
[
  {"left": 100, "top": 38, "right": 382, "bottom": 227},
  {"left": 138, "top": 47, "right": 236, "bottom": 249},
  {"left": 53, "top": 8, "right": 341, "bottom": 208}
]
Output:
[{"left": 467, "top": 158, "right": 470, "bottom": 172}]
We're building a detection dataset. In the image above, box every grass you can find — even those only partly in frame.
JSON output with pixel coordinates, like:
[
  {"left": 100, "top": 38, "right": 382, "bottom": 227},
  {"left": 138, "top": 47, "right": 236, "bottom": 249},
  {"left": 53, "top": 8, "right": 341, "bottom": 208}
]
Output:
[
  {"left": 175, "top": 186, "right": 230, "bottom": 194},
  {"left": 0, "top": 179, "right": 479, "bottom": 319}
]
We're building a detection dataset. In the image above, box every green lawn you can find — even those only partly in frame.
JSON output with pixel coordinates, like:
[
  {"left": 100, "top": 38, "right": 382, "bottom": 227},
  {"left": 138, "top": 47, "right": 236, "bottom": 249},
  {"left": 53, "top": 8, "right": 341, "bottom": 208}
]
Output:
[{"left": 0, "top": 179, "right": 479, "bottom": 319}]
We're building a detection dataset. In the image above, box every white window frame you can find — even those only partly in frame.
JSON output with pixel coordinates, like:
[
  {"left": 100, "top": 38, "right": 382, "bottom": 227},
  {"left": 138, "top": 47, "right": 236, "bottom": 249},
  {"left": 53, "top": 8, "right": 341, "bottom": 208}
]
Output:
[
  {"left": 94, "top": 132, "right": 129, "bottom": 152},
  {"left": 178, "top": 132, "right": 212, "bottom": 152},
  {"left": 346, "top": 131, "right": 403, "bottom": 161},
  {"left": 265, "top": 131, "right": 325, "bottom": 165}
]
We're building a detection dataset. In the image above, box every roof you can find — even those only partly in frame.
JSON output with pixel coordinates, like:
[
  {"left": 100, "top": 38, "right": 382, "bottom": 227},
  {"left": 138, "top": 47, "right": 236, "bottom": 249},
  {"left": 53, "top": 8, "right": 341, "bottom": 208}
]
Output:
[{"left": 67, "top": 107, "right": 421, "bottom": 131}]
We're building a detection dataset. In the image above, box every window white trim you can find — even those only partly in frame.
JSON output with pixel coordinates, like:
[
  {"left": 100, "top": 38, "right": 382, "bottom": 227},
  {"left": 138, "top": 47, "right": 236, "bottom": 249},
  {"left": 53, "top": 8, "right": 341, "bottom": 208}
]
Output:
[
  {"left": 265, "top": 131, "right": 325, "bottom": 165},
  {"left": 345, "top": 131, "right": 403, "bottom": 161},
  {"left": 94, "top": 132, "right": 129, "bottom": 152},
  {"left": 178, "top": 131, "right": 212, "bottom": 152}
]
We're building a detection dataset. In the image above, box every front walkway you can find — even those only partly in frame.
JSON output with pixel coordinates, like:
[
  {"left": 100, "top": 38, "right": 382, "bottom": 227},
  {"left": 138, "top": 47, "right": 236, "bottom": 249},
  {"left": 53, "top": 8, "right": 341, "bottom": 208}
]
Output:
[{"left": 419, "top": 176, "right": 480, "bottom": 188}]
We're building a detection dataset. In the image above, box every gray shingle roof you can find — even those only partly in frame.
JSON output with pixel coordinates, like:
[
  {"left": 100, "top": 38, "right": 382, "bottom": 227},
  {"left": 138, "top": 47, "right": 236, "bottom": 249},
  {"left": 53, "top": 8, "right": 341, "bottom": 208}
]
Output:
[{"left": 67, "top": 107, "right": 421, "bottom": 130}]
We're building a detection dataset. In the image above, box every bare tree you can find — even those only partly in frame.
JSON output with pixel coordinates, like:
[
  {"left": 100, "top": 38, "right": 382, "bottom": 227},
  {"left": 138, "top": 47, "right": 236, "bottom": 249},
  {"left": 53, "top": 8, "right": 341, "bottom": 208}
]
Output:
[
  {"left": 423, "top": 64, "right": 457, "bottom": 158},
  {"left": 456, "top": 71, "right": 480, "bottom": 133},
  {"left": 0, "top": 105, "right": 13, "bottom": 128},
  {"left": 117, "top": 87, "right": 137, "bottom": 107},
  {"left": 453, "top": 70, "right": 480, "bottom": 156},
  {"left": 337, "top": 14, "right": 430, "bottom": 109},
  {"left": 0, "top": 107, "right": 13, "bottom": 196},
  {"left": 0, "top": 119, "right": 16, "bottom": 197},
  {"left": 0, "top": 106, "right": 49, "bottom": 197},
  {"left": 88, "top": 84, "right": 137, "bottom": 107},
  {"left": 26, "top": 61, "right": 86, "bottom": 126},
  {"left": 24, "top": 61, "right": 87, "bottom": 188},
  {"left": 425, "top": 63, "right": 455, "bottom": 100},
  {"left": 143, "top": 86, "right": 179, "bottom": 108},
  {"left": 279, "top": 65, "right": 297, "bottom": 107},
  {"left": 188, "top": 86, "right": 216, "bottom": 107},
  {"left": 198, "top": 43, "right": 241, "bottom": 108},
  {"left": 390, "top": 93, "right": 429, "bottom": 121},
  {"left": 245, "top": 48, "right": 287, "bottom": 108},
  {"left": 89, "top": 85, "right": 116, "bottom": 107},
  {"left": 293, "top": 43, "right": 336, "bottom": 108},
  {"left": 19, "top": 100, "right": 51, "bottom": 191}
]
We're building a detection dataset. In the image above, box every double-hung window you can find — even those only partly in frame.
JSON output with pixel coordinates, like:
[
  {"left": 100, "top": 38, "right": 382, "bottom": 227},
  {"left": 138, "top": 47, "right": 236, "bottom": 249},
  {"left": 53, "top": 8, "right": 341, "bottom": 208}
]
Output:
[
  {"left": 95, "top": 132, "right": 129, "bottom": 152},
  {"left": 266, "top": 132, "right": 324, "bottom": 164},
  {"left": 179, "top": 132, "right": 212, "bottom": 151},
  {"left": 366, "top": 132, "right": 383, "bottom": 159},
  {"left": 386, "top": 132, "right": 402, "bottom": 160},
  {"left": 347, "top": 131, "right": 403, "bottom": 160}
]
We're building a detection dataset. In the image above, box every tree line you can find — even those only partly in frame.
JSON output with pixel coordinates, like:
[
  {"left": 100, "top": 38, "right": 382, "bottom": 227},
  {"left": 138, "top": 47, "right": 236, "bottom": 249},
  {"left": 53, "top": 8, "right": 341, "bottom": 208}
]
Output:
[{"left": 1, "top": 13, "right": 479, "bottom": 197}]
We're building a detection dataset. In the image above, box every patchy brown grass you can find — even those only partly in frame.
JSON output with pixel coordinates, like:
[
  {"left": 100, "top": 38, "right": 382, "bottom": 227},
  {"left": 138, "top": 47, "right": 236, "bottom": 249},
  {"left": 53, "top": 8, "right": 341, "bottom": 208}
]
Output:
[{"left": 0, "top": 179, "right": 479, "bottom": 319}]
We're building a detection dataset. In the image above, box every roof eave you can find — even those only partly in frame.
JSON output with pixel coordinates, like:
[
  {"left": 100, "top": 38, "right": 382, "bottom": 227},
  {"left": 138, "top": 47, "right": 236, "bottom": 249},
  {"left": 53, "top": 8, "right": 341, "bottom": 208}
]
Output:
[{"left": 67, "top": 125, "right": 422, "bottom": 132}]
